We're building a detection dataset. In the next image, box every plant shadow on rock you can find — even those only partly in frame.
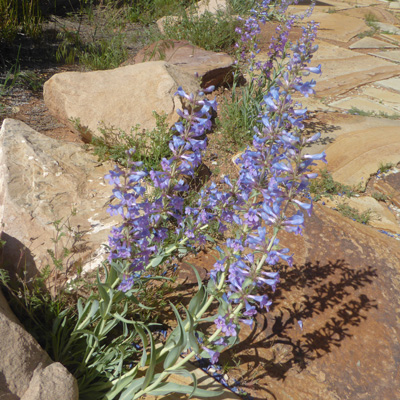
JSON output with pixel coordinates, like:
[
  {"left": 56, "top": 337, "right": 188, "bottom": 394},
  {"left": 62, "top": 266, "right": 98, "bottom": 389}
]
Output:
[{"left": 219, "top": 259, "right": 378, "bottom": 397}]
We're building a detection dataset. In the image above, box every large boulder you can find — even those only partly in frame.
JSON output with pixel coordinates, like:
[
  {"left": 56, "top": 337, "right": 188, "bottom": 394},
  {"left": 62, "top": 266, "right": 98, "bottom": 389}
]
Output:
[
  {"left": 0, "top": 119, "right": 118, "bottom": 290},
  {"left": 0, "top": 290, "right": 78, "bottom": 400},
  {"left": 43, "top": 62, "right": 199, "bottom": 141},
  {"left": 128, "top": 40, "right": 234, "bottom": 88}
]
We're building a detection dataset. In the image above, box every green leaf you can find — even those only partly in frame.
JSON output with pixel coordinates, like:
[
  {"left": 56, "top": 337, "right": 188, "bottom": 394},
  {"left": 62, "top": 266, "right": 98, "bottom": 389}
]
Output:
[
  {"left": 97, "top": 283, "right": 110, "bottom": 305},
  {"left": 134, "top": 324, "right": 148, "bottom": 367},
  {"left": 146, "top": 382, "right": 223, "bottom": 397},
  {"left": 119, "top": 377, "right": 145, "bottom": 400},
  {"left": 149, "top": 254, "right": 164, "bottom": 268},
  {"left": 165, "top": 369, "right": 198, "bottom": 399},
  {"left": 141, "top": 327, "right": 156, "bottom": 390},
  {"left": 163, "top": 345, "right": 181, "bottom": 369},
  {"left": 112, "top": 312, "right": 135, "bottom": 325},
  {"left": 164, "top": 303, "right": 187, "bottom": 369},
  {"left": 188, "top": 286, "right": 206, "bottom": 315}
]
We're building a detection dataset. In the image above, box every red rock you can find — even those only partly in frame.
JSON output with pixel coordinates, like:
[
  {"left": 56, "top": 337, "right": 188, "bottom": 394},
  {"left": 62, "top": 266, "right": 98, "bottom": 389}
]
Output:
[
  {"left": 129, "top": 40, "right": 234, "bottom": 88},
  {"left": 182, "top": 204, "right": 400, "bottom": 400},
  {"left": 373, "top": 171, "right": 400, "bottom": 209}
]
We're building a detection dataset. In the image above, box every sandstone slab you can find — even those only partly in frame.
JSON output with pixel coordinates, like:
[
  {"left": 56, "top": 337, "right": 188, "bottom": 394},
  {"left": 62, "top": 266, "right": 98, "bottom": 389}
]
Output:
[
  {"left": 379, "top": 33, "right": 400, "bottom": 44},
  {"left": 375, "top": 22, "right": 400, "bottom": 35},
  {"left": 303, "top": 12, "right": 368, "bottom": 42},
  {"left": 303, "top": 112, "right": 400, "bottom": 156},
  {"left": 315, "top": 63, "right": 400, "bottom": 97},
  {"left": 157, "top": 0, "right": 228, "bottom": 34},
  {"left": 195, "top": 0, "right": 227, "bottom": 15},
  {"left": 0, "top": 290, "right": 78, "bottom": 400},
  {"left": 314, "top": 126, "right": 400, "bottom": 188},
  {"left": 312, "top": 39, "right": 363, "bottom": 60},
  {"left": 43, "top": 62, "right": 197, "bottom": 140},
  {"left": 129, "top": 40, "right": 234, "bottom": 88},
  {"left": 338, "top": 5, "right": 399, "bottom": 24},
  {"left": 312, "top": 54, "right": 394, "bottom": 83},
  {"left": 369, "top": 49, "right": 400, "bottom": 63},
  {"left": 361, "top": 85, "right": 400, "bottom": 106},
  {"left": 349, "top": 37, "right": 398, "bottom": 49},
  {"left": 376, "top": 76, "right": 400, "bottom": 93},
  {"left": 329, "top": 96, "right": 399, "bottom": 114},
  {"left": 0, "top": 119, "right": 118, "bottom": 290},
  {"left": 389, "top": 1, "right": 400, "bottom": 9}
]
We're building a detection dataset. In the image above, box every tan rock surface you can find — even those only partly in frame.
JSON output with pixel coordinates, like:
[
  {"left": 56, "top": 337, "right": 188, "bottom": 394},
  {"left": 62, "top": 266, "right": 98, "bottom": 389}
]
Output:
[
  {"left": 329, "top": 96, "right": 399, "bottom": 114},
  {"left": 312, "top": 40, "right": 363, "bottom": 60},
  {"left": 376, "top": 76, "right": 400, "bottom": 92},
  {"left": 375, "top": 21, "right": 400, "bottom": 35},
  {"left": 315, "top": 64, "right": 400, "bottom": 98},
  {"left": 361, "top": 85, "right": 400, "bottom": 106},
  {"left": 314, "top": 126, "right": 400, "bottom": 188},
  {"left": 302, "top": 112, "right": 400, "bottom": 156},
  {"left": 195, "top": 0, "right": 227, "bottom": 15},
  {"left": 0, "top": 119, "right": 117, "bottom": 288},
  {"left": 338, "top": 5, "right": 399, "bottom": 25},
  {"left": 349, "top": 37, "right": 398, "bottom": 49},
  {"left": 303, "top": 12, "right": 368, "bottom": 42},
  {"left": 313, "top": 54, "right": 395, "bottom": 84},
  {"left": 369, "top": 49, "right": 400, "bottom": 63},
  {"left": 43, "top": 62, "right": 197, "bottom": 139}
]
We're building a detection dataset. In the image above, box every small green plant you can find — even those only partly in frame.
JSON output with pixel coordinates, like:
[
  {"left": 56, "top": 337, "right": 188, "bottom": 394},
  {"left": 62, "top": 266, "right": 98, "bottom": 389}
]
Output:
[
  {"left": 228, "top": 0, "right": 257, "bottom": 14},
  {"left": 0, "top": 46, "right": 21, "bottom": 96},
  {"left": 371, "top": 191, "right": 389, "bottom": 202},
  {"left": 348, "top": 107, "right": 400, "bottom": 119},
  {"left": 78, "top": 34, "right": 128, "bottom": 70},
  {"left": 162, "top": 8, "right": 240, "bottom": 52},
  {"left": 127, "top": 0, "right": 194, "bottom": 24},
  {"left": 310, "top": 168, "right": 362, "bottom": 201},
  {"left": 217, "top": 85, "right": 262, "bottom": 146},
  {"left": 378, "top": 161, "right": 394, "bottom": 174},
  {"left": 17, "top": 70, "right": 45, "bottom": 92},
  {"left": 364, "top": 12, "right": 379, "bottom": 25},
  {"left": 56, "top": 1, "right": 130, "bottom": 70},
  {"left": 357, "top": 28, "right": 377, "bottom": 38},
  {"left": 336, "top": 203, "right": 372, "bottom": 225},
  {"left": 89, "top": 111, "right": 173, "bottom": 170},
  {"left": 0, "top": 0, "right": 42, "bottom": 42}
]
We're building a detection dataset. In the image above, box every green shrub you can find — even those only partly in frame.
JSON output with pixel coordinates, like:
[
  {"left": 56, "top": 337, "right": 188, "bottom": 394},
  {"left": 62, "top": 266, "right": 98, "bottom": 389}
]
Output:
[
  {"left": 310, "top": 168, "right": 362, "bottom": 201},
  {"left": 0, "top": 0, "right": 42, "bottom": 42},
  {"left": 162, "top": 8, "right": 240, "bottom": 52},
  {"left": 89, "top": 111, "right": 173, "bottom": 170},
  {"left": 336, "top": 203, "right": 372, "bottom": 225}
]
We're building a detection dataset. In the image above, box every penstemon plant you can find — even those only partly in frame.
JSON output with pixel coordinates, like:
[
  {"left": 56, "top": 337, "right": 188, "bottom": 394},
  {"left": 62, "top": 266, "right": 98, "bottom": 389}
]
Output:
[
  {"left": 220, "top": 0, "right": 319, "bottom": 143},
  {"left": 56, "top": 1, "right": 325, "bottom": 399}
]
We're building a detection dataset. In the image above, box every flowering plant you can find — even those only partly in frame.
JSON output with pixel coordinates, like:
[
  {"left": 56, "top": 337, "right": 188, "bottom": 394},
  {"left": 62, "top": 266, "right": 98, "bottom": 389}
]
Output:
[{"left": 59, "top": 1, "right": 325, "bottom": 398}]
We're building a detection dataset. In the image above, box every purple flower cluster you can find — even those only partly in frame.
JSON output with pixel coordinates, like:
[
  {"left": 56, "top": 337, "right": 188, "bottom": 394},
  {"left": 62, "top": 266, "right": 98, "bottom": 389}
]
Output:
[
  {"left": 105, "top": 87, "right": 217, "bottom": 291},
  {"left": 194, "top": 13, "right": 324, "bottom": 362}
]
